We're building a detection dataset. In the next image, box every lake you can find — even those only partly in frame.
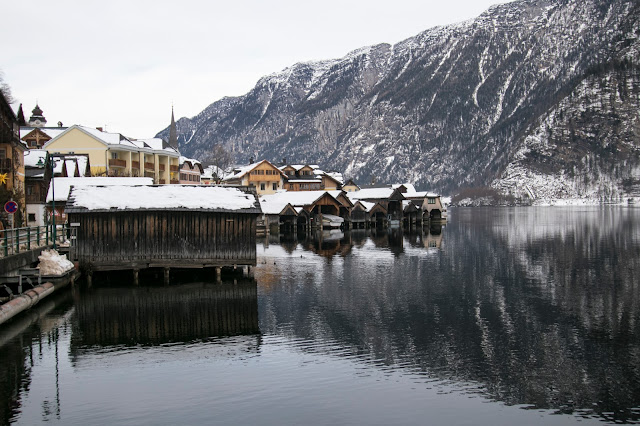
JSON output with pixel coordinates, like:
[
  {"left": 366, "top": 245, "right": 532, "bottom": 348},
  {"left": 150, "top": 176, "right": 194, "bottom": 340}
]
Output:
[{"left": 1, "top": 206, "right": 639, "bottom": 425}]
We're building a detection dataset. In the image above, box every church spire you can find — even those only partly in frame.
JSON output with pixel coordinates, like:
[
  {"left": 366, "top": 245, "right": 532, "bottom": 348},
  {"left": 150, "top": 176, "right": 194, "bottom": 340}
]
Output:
[
  {"left": 169, "top": 105, "right": 178, "bottom": 150},
  {"left": 16, "top": 103, "right": 26, "bottom": 126}
]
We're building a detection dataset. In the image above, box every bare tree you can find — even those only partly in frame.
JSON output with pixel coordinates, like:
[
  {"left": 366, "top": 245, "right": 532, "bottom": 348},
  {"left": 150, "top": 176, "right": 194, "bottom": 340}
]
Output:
[
  {"left": 0, "top": 71, "right": 14, "bottom": 103},
  {"left": 208, "top": 144, "right": 232, "bottom": 180}
]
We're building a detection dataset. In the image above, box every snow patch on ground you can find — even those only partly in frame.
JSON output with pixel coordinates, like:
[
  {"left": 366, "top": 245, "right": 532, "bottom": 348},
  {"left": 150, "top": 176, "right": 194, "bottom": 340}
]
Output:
[{"left": 38, "top": 249, "right": 74, "bottom": 276}]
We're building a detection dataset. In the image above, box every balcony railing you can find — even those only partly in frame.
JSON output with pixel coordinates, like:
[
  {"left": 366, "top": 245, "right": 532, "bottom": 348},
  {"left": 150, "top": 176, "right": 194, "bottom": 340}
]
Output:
[
  {"left": 159, "top": 179, "right": 166, "bottom": 184},
  {"left": 144, "top": 162, "right": 155, "bottom": 171},
  {"left": 170, "top": 165, "right": 179, "bottom": 172},
  {"left": 170, "top": 179, "right": 179, "bottom": 185},
  {"left": 0, "top": 158, "right": 12, "bottom": 172},
  {"left": 132, "top": 161, "right": 140, "bottom": 169},
  {"left": 159, "top": 164, "right": 166, "bottom": 172},
  {"left": 108, "top": 158, "right": 127, "bottom": 168}
]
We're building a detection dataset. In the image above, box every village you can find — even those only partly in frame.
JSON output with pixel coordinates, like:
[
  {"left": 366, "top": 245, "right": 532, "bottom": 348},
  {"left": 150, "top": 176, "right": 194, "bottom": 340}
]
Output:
[
  {"left": 2, "top": 100, "right": 446, "bottom": 234},
  {"left": 0, "top": 96, "right": 446, "bottom": 320}
]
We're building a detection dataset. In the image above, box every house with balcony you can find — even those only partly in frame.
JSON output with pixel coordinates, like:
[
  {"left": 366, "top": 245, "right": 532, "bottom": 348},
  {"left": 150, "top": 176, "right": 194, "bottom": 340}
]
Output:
[
  {"left": 279, "top": 164, "right": 343, "bottom": 192},
  {"left": 223, "top": 160, "right": 285, "bottom": 195},
  {"left": 42, "top": 125, "right": 180, "bottom": 184}
]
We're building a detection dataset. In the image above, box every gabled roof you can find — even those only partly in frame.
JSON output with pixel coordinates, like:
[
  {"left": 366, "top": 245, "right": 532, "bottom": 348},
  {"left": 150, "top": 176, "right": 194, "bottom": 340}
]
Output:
[
  {"left": 20, "top": 126, "right": 67, "bottom": 141},
  {"left": 353, "top": 200, "right": 375, "bottom": 212},
  {"left": 43, "top": 125, "right": 138, "bottom": 149},
  {"left": 66, "top": 185, "right": 262, "bottom": 214},
  {"left": 179, "top": 156, "right": 204, "bottom": 173},
  {"left": 344, "top": 179, "right": 360, "bottom": 189},
  {"left": 133, "top": 138, "right": 179, "bottom": 155},
  {"left": 258, "top": 190, "right": 346, "bottom": 215},
  {"left": 346, "top": 187, "right": 395, "bottom": 202},
  {"left": 223, "top": 159, "right": 284, "bottom": 181}
]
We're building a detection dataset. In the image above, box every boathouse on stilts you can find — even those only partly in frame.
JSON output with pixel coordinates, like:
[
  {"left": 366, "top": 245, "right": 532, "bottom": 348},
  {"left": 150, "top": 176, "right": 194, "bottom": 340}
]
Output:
[{"left": 65, "top": 185, "right": 262, "bottom": 284}]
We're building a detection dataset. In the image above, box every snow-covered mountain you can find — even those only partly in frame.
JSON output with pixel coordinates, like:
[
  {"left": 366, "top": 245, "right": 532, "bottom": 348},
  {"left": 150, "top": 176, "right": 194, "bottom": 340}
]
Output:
[{"left": 158, "top": 0, "right": 640, "bottom": 203}]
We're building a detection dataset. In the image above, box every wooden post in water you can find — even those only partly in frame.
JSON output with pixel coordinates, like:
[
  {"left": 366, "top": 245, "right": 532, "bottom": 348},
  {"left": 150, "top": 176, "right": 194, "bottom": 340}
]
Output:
[
  {"left": 215, "top": 267, "right": 221, "bottom": 283},
  {"left": 133, "top": 269, "right": 139, "bottom": 286},
  {"left": 164, "top": 267, "right": 170, "bottom": 285}
]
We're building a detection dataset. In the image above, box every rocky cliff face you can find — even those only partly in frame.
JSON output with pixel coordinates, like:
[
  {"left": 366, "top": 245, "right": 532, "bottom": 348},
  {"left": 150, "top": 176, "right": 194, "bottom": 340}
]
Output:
[{"left": 159, "top": 0, "right": 640, "bottom": 202}]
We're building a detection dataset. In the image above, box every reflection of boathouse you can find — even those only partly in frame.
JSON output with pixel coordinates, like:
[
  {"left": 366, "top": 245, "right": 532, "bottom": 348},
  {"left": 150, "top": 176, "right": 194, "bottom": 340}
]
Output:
[{"left": 72, "top": 281, "right": 259, "bottom": 346}]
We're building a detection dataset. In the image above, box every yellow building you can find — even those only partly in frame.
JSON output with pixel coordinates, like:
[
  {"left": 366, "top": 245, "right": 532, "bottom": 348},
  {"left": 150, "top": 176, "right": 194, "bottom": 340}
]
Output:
[
  {"left": 43, "top": 125, "right": 180, "bottom": 184},
  {"left": 223, "top": 160, "right": 285, "bottom": 195}
]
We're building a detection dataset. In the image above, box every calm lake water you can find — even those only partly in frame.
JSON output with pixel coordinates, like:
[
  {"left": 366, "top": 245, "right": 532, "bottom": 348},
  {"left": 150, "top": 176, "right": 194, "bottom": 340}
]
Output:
[{"left": 1, "top": 207, "right": 639, "bottom": 425}]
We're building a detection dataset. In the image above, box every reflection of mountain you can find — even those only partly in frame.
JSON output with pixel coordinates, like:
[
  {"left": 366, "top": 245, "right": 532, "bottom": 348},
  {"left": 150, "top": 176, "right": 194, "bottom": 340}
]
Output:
[
  {"left": 71, "top": 281, "right": 259, "bottom": 348},
  {"left": 254, "top": 207, "right": 640, "bottom": 423}
]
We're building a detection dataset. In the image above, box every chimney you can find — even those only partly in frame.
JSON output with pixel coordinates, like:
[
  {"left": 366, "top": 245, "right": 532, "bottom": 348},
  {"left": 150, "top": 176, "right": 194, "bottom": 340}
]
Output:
[
  {"left": 96, "top": 127, "right": 103, "bottom": 132},
  {"left": 58, "top": 121, "right": 63, "bottom": 127},
  {"left": 249, "top": 157, "right": 254, "bottom": 164}
]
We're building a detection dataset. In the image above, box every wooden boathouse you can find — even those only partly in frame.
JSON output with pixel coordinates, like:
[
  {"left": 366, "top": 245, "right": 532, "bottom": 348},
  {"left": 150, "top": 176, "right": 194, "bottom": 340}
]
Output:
[{"left": 65, "top": 185, "right": 262, "bottom": 280}]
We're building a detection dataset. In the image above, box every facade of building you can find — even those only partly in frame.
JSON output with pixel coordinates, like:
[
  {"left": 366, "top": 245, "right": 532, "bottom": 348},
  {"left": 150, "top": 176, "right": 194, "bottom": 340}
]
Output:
[
  {"left": 280, "top": 164, "right": 343, "bottom": 192},
  {"left": 43, "top": 125, "right": 180, "bottom": 184},
  {"left": 179, "top": 157, "right": 203, "bottom": 184},
  {"left": 223, "top": 160, "right": 285, "bottom": 195},
  {"left": 0, "top": 92, "right": 26, "bottom": 226}
]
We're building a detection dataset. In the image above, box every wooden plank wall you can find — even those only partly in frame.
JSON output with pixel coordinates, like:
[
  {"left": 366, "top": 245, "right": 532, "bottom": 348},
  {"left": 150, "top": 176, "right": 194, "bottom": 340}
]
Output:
[{"left": 70, "top": 211, "right": 257, "bottom": 267}]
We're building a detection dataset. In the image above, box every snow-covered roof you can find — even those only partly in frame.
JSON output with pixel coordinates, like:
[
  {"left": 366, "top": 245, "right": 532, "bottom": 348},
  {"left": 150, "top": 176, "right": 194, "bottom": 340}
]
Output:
[
  {"left": 134, "top": 138, "right": 179, "bottom": 155},
  {"left": 20, "top": 127, "right": 67, "bottom": 140},
  {"left": 47, "top": 177, "right": 153, "bottom": 203},
  {"left": 392, "top": 183, "right": 417, "bottom": 193},
  {"left": 354, "top": 200, "right": 376, "bottom": 212},
  {"left": 179, "top": 156, "right": 201, "bottom": 165},
  {"left": 66, "top": 185, "right": 261, "bottom": 213},
  {"left": 23, "top": 149, "right": 48, "bottom": 168},
  {"left": 347, "top": 187, "right": 395, "bottom": 201},
  {"left": 259, "top": 190, "right": 344, "bottom": 215},
  {"left": 224, "top": 160, "right": 282, "bottom": 181},
  {"left": 280, "top": 164, "right": 319, "bottom": 172},
  {"left": 78, "top": 125, "right": 129, "bottom": 146},
  {"left": 322, "top": 172, "right": 344, "bottom": 185},
  {"left": 403, "top": 191, "right": 440, "bottom": 199}
]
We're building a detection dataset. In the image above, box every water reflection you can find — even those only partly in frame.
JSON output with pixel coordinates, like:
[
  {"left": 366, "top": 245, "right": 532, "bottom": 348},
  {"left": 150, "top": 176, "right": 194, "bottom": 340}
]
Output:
[
  {"left": 71, "top": 279, "right": 259, "bottom": 348},
  {"left": 0, "top": 291, "right": 74, "bottom": 424},
  {"left": 255, "top": 207, "right": 640, "bottom": 423}
]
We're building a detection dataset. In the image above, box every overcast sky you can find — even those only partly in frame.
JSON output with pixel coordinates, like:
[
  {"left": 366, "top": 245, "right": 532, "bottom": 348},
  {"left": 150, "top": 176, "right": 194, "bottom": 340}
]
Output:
[{"left": 3, "top": 0, "right": 511, "bottom": 139}]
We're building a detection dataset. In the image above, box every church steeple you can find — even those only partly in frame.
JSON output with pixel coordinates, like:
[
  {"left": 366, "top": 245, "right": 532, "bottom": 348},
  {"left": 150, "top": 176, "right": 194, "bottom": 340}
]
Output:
[
  {"left": 28, "top": 103, "right": 47, "bottom": 127},
  {"left": 16, "top": 103, "right": 26, "bottom": 126},
  {"left": 169, "top": 105, "right": 178, "bottom": 150}
]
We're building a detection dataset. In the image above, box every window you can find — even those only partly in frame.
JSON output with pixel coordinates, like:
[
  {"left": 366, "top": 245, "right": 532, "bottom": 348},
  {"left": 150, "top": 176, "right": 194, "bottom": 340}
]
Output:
[
  {"left": 0, "top": 148, "right": 6, "bottom": 159},
  {"left": 111, "top": 152, "right": 118, "bottom": 159},
  {"left": 428, "top": 198, "right": 436, "bottom": 204},
  {"left": 260, "top": 183, "right": 266, "bottom": 191},
  {"left": 28, "top": 213, "right": 36, "bottom": 222},
  {"left": 272, "top": 183, "right": 277, "bottom": 191}
]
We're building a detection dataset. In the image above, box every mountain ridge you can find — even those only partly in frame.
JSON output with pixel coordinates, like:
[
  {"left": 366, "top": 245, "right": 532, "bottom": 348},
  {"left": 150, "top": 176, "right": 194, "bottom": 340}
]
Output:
[{"left": 158, "top": 0, "right": 640, "bottom": 203}]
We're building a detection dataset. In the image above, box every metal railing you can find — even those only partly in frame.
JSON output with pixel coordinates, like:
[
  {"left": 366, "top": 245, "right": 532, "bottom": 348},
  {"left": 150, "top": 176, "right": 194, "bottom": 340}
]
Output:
[{"left": 1, "top": 224, "right": 69, "bottom": 257}]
